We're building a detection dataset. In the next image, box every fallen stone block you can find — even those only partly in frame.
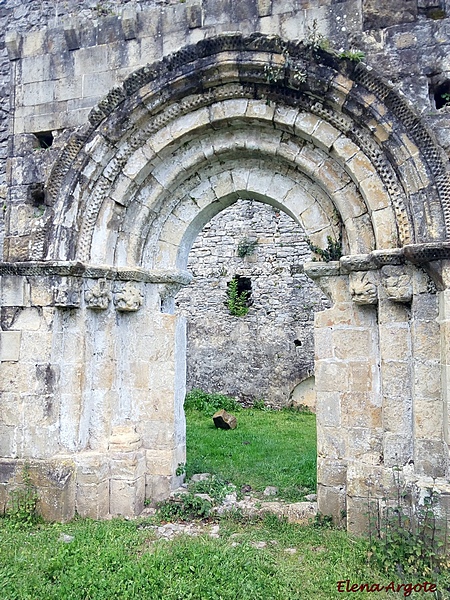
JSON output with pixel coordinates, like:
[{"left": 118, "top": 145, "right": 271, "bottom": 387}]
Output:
[{"left": 212, "top": 409, "right": 237, "bottom": 430}]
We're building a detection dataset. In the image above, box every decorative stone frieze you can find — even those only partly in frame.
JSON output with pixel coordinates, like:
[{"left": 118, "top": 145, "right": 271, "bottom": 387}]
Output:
[
  {"left": 113, "top": 281, "right": 143, "bottom": 312},
  {"left": 381, "top": 265, "right": 413, "bottom": 303},
  {"left": 349, "top": 271, "right": 378, "bottom": 305},
  {"left": 84, "top": 278, "right": 111, "bottom": 310}
]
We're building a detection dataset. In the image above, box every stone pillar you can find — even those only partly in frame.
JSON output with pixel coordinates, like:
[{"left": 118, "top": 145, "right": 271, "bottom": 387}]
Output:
[
  {"left": 0, "top": 263, "right": 190, "bottom": 521},
  {"left": 306, "top": 261, "right": 382, "bottom": 528},
  {"left": 378, "top": 265, "right": 414, "bottom": 468}
]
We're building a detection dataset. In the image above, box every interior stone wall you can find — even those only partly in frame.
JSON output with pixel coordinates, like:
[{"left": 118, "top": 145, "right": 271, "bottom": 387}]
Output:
[{"left": 176, "top": 198, "right": 330, "bottom": 406}]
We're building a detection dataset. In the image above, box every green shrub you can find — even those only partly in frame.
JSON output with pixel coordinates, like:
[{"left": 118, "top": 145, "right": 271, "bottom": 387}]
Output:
[
  {"left": 306, "top": 235, "right": 342, "bottom": 262},
  {"left": 367, "top": 469, "right": 448, "bottom": 581},
  {"left": 188, "top": 475, "right": 235, "bottom": 503},
  {"left": 226, "top": 278, "right": 249, "bottom": 316},
  {"left": 6, "top": 463, "right": 40, "bottom": 529},
  {"left": 156, "top": 493, "right": 212, "bottom": 521},
  {"left": 184, "top": 389, "right": 241, "bottom": 416},
  {"left": 237, "top": 238, "right": 258, "bottom": 258}
]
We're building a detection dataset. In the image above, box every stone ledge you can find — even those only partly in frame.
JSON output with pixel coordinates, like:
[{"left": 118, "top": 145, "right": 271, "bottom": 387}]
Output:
[{"left": 0, "top": 262, "right": 193, "bottom": 285}]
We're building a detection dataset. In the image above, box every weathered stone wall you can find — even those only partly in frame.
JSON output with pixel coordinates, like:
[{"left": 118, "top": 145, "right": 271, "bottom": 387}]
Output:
[{"left": 176, "top": 198, "right": 330, "bottom": 406}]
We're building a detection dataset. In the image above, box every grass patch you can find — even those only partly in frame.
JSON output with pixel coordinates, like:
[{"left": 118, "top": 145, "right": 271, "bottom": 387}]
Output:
[
  {"left": 2, "top": 514, "right": 443, "bottom": 600},
  {"left": 185, "top": 403, "right": 316, "bottom": 501}
]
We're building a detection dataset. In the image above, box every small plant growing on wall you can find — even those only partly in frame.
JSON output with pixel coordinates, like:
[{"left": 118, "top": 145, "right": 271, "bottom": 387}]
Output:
[
  {"left": 306, "top": 235, "right": 342, "bottom": 262},
  {"left": 6, "top": 463, "right": 40, "bottom": 528},
  {"left": 237, "top": 238, "right": 258, "bottom": 258},
  {"left": 226, "top": 277, "right": 250, "bottom": 316},
  {"left": 338, "top": 49, "right": 366, "bottom": 63}
]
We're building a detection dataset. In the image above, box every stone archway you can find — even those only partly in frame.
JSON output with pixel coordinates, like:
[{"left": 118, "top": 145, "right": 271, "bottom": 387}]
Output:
[{"left": 2, "top": 34, "right": 450, "bottom": 528}]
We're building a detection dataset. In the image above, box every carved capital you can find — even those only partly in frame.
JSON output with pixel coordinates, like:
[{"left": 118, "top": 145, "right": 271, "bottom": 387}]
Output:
[
  {"left": 84, "top": 278, "right": 111, "bottom": 310},
  {"left": 380, "top": 266, "right": 412, "bottom": 303},
  {"left": 113, "top": 281, "right": 143, "bottom": 312},
  {"left": 53, "top": 277, "right": 81, "bottom": 308},
  {"left": 349, "top": 272, "right": 378, "bottom": 305}
]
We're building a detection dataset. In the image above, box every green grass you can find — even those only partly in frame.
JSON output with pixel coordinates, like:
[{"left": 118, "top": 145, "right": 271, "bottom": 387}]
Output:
[
  {"left": 186, "top": 406, "right": 316, "bottom": 501},
  {"left": 2, "top": 514, "right": 440, "bottom": 600},
  {"left": 2, "top": 394, "right": 449, "bottom": 599}
]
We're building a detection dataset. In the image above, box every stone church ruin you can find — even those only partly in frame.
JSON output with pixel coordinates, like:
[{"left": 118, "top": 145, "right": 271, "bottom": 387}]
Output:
[{"left": 1, "top": 0, "right": 450, "bottom": 532}]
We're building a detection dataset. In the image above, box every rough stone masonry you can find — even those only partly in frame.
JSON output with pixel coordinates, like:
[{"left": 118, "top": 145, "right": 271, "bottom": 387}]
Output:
[{"left": 1, "top": 0, "right": 450, "bottom": 533}]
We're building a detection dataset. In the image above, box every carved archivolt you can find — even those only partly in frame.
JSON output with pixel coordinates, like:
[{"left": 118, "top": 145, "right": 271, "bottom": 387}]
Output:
[{"left": 39, "top": 33, "right": 450, "bottom": 268}]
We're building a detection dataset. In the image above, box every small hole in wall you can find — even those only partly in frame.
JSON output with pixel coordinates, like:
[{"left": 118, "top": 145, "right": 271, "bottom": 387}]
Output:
[
  {"left": 234, "top": 275, "right": 252, "bottom": 305},
  {"left": 294, "top": 339, "right": 302, "bottom": 347},
  {"left": 429, "top": 79, "right": 450, "bottom": 109},
  {"left": 28, "top": 182, "right": 46, "bottom": 206},
  {"left": 35, "top": 131, "right": 54, "bottom": 149}
]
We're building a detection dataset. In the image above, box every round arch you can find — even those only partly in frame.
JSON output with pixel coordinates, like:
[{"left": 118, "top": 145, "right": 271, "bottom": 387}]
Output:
[{"left": 40, "top": 33, "right": 450, "bottom": 269}]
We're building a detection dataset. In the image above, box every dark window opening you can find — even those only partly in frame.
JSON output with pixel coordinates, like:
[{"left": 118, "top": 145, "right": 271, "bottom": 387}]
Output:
[
  {"left": 294, "top": 339, "right": 302, "bottom": 347},
  {"left": 227, "top": 275, "right": 253, "bottom": 306},
  {"left": 429, "top": 78, "right": 450, "bottom": 109},
  {"left": 28, "top": 182, "right": 46, "bottom": 206},
  {"left": 35, "top": 131, "right": 54, "bottom": 149}
]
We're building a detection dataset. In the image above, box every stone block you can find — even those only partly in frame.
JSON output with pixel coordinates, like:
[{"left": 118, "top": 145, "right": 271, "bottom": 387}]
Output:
[
  {"left": 342, "top": 392, "right": 382, "bottom": 428},
  {"left": 316, "top": 392, "right": 341, "bottom": 427},
  {"left": 187, "top": 4, "right": 203, "bottom": 28},
  {"left": 312, "top": 121, "right": 341, "bottom": 152},
  {"left": 5, "top": 30, "right": 22, "bottom": 61},
  {"left": 76, "top": 480, "right": 110, "bottom": 519},
  {"left": 333, "top": 328, "right": 373, "bottom": 360},
  {"left": 347, "top": 427, "right": 383, "bottom": 462},
  {"left": 383, "top": 432, "right": 413, "bottom": 466},
  {"left": 414, "top": 361, "right": 441, "bottom": 399},
  {"left": 0, "top": 426, "right": 17, "bottom": 457},
  {"left": 21, "top": 55, "right": 51, "bottom": 85},
  {"left": 145, "top": 474, "right": 172, "bottom": 503},
  {"left": 413, "top": 292, "right": 438, "bottom": 321},
  {"left": 22, "top": 81, "right": 55, "bottom": 106},
  {"left": 379, "top": 323, "right": 410, "bottom": 360},
  {"left": 294, "top": 112, "right": 321, "bottom": 141},
  {"left": 257, "top": 0, "right": 272, "bottom": 17},
  {"left": 317, "top": 423, "right": 346, "bottom": 459},
  {"left": 348, "top": 361, "right": 375, "bottom": 393},
  {"left": 110, "top": 450, "right": 146, "bottom": 480},
  {"left": 145, "top": 448, "right": 175, "bottom": 476},
  {"left": 317, "top": 484, "right": 346, "bottom": 524},
  {"left": 315, "top": 361, "right": 349, "bottom": 393},
  {"left": 317, "top": 458, "right": 347, "bottom": 487},
  {"left": 27, "top": 459, "right": 76, "bottom": 522},
  {"left": 1, "top": 275, "right": 28, "bottom": 306},
  {"left": 0, "top": 331, "right": 21, "bottom": 362},
  {"left": 381, "top": 361, "right": 410, "bottom": 397},
  {"left": 414, "top": 398, "right": 443, "bottom": 439},
  {"left": 382, "top": 396, "right": 412, "bottom": 433},
  {"left": 415, "top": 439, "right": 448, "bottom": 478},
  {"left": 212, "top": 409, "right": 237, "bottom": 429},
  {"left": 75, "top": 453, "right": 110, "bottom": 486},
  {"left": 346, "top": 495, "right": 371, "bottom": 535},
  {"left": 9, "top": 307, "right": 42, "bottom": 331},
  {"left": 110, "top": 476, "right": 145, "bottom": 517}
]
